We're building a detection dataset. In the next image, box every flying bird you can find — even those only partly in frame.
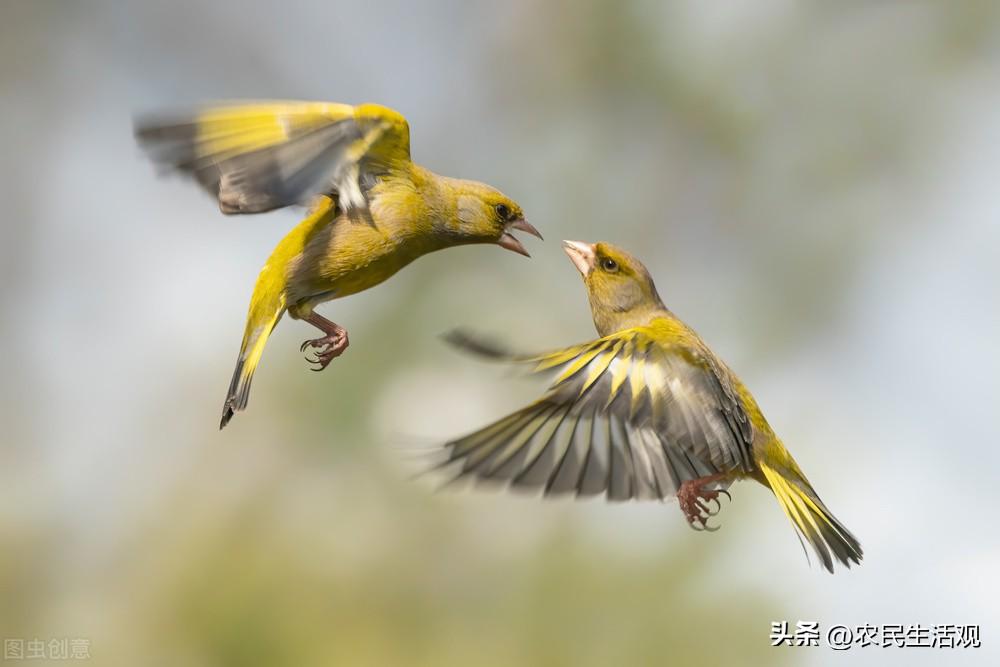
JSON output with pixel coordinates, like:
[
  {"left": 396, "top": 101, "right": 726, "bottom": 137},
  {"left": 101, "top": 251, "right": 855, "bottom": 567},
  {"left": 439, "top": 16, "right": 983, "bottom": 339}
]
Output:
[
  {"left": 136, "top": 101, "right": 539, "bottom": 428},
  {"left": 441, "top": 240, "right": 862, "bottom": 572}
]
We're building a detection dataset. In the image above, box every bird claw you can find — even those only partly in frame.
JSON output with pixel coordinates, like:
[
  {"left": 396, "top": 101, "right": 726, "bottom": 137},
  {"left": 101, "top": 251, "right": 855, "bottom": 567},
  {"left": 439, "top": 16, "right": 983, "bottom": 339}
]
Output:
[
  {"left": 300, "top": 332, "right": 349, "bottom": 371},
  {"left": 677, "top": 476, "right": 731, "bottom": 532},
  {"left": 687, "top": 515, "right": 721, "bottom": 532},
  {"left": 701, "top": 496, "right": 722, "bottom": 516}
]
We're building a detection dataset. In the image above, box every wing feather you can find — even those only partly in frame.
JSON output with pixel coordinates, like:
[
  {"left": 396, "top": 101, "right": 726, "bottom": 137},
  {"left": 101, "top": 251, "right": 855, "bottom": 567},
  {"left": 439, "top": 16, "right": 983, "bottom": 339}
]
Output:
[
  {"left": 136, "top": 101, "right": 410, "bottom": 215},
  {"left": 441, "top": 324, "right": 755, "bottom": 502}
]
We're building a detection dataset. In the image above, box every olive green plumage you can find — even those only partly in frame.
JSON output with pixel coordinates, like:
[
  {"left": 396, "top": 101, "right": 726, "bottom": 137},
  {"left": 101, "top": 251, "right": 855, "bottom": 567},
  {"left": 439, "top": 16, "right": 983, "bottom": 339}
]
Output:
[
  {"left": 443, "top": 240, "right": 862, "bottom": 572},
  {"left": 136, "top": 101, "right": 540, "bottom": 428}
]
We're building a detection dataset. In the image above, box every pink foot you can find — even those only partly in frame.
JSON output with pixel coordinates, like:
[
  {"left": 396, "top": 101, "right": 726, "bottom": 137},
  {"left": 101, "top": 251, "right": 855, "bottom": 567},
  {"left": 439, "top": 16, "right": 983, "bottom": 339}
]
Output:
[{"left": 677, "top": 474, "right": 731, "bottom": 532}]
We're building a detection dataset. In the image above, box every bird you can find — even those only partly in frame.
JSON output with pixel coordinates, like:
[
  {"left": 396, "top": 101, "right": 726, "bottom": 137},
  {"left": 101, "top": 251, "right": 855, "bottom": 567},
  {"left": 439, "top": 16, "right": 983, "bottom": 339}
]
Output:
[
  {"left": 439, "top": 240, "right": 862, "bottom": 572},
  {"left": 135, "top": 101, "right": 540, "bottom": 429}
]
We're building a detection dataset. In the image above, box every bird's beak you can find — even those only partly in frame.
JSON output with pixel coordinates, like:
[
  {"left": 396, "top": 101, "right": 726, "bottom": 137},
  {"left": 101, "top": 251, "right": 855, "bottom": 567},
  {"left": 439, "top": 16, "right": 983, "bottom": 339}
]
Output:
[
  {"left": 498, "top": 219, "right": 543, "bottom": 257},
  {"left": 562, "top": 239, "right": 596, "bottom": 277}
]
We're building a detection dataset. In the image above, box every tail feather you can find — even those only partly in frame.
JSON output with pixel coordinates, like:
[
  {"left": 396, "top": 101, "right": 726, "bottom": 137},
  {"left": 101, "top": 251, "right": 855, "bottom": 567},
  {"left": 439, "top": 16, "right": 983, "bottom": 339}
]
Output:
[
  {"left": 220, "top": 294, "right": 285, "bottom": 429},
  {"left": 442, "top": 329, "right": 518, "bottom": 360},
  {"left": 760, "top": 462, "right": 863, "bottom": 573}
]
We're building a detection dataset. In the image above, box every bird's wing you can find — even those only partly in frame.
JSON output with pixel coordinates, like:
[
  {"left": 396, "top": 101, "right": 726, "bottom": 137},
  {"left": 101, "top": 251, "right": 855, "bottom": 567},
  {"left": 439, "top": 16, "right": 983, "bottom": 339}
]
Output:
[
  {"left": 440, "top": 328, "right": 755, "bottom": 502},
  {"left": 135, "top": 101, "right": 410, "bottom": 215}
]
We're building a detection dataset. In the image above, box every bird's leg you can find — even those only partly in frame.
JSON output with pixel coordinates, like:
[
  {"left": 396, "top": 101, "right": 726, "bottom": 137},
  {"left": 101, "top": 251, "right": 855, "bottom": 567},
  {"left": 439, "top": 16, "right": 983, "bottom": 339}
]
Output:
[
  {"left": 299, "top": 312, "right": 350, "bottom": 371},
  {"left": 677, "top": 472, "right": 732, "bottom": 532}
]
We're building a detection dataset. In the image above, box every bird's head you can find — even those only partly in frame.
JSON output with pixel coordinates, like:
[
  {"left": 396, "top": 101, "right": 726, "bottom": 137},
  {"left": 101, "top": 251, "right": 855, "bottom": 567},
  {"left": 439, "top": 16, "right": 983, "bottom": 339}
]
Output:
[
  {"left": 453, "top": 182, "right": 540, "bottom": 256},
  {"left": 562, "top": 240, "right": 667, "bottom": 335}
]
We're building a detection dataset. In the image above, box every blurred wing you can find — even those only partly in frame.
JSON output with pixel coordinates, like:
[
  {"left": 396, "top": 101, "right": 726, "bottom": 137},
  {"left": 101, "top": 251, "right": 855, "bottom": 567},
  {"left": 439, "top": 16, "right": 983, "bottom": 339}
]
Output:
[
  {"left": 135, "top": 101, "right": 410, "bottom": 214},
  {"left": 441, "top": 328, "right": 754, "bottom": 501}
]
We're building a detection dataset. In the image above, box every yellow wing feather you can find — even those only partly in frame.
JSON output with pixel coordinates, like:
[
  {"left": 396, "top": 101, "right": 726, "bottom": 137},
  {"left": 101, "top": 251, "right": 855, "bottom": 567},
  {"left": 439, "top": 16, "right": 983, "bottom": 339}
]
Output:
[
  {"left": 441, "top": 322, "right": 758, "bottom": 502},
  {"left": 136, "top": 101, "right": 411, "bottom": 214},
  {"left": 194, "top": 102, "right": 356, "bottom": 155}
]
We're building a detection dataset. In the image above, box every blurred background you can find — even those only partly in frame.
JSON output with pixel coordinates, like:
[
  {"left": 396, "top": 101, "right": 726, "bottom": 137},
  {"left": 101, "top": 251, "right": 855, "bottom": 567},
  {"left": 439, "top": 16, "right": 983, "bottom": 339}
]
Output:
[{"left": 2, "top": 0, "right": 998, "bottom": 665}]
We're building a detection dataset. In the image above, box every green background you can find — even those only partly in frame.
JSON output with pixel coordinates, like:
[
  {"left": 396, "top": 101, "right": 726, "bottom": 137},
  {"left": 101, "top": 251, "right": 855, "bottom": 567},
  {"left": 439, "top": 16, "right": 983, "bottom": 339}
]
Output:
[{"left": 1, "top": 1, "right": 997, "bottom": 665}]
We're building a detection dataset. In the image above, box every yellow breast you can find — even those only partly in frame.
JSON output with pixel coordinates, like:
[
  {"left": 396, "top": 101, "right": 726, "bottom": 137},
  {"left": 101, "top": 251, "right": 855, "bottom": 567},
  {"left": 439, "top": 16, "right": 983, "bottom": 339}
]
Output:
[{"left": 277, "top": 170, "right": 447, "bottom": 310}]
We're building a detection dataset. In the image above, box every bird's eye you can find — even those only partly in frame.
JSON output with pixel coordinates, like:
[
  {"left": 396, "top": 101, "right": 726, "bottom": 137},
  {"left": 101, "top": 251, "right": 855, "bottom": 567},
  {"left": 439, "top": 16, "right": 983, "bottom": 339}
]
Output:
[
  {"left": 494, "top": 203, "right": 511, "bottom": 220},
  {"left": 601, "top": 257, "right": 619, "bottom": 273}
]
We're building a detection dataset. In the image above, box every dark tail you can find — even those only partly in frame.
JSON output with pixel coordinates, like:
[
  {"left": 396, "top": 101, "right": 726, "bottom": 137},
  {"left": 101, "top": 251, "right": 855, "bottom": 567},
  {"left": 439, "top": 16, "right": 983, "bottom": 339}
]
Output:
[
  {"left": 760, "top": 460, "right": 863, "bottom": 573},
  {"left": 220, "top": 291, "right": 285, "bottom": 429}
]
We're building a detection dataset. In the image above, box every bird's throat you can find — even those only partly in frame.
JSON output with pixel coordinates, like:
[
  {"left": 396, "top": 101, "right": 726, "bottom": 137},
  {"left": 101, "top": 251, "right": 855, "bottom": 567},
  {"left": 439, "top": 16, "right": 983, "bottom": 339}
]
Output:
[{"left": 591, "top": 301, "right": 671, "bottom": 337}]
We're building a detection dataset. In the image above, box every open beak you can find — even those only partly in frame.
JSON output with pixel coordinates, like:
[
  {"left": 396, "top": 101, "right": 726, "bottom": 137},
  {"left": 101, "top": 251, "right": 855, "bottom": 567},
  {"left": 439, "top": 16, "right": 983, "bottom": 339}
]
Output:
[
  {"left": 562, "top": 239, "right": 596, "bottom": 277},
  {"left": 498, "top": 219, "right": 543, "bottom": 257}
]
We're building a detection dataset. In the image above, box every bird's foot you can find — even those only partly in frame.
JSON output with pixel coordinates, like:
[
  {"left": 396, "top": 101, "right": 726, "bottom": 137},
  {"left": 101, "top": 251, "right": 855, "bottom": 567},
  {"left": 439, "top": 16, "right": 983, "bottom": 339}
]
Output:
[
  {"left": 300, "top": 329, "right": 349, "bottom": 371},
  {"left": 297, "top": 311, "right": 350, "bottom": 371},
  {"left": 678, "top": 475, "right": 731, "bottom": 532}
]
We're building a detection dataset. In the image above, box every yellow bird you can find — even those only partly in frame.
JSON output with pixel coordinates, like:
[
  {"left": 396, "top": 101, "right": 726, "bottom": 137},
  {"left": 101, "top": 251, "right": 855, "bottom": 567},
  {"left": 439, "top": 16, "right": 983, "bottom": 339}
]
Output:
[
  {"left": 441, "top": 240, "right": 862, "bottom": 572},
  {"left": 136, "top": 101, "right": 540, "bottom": 428}
]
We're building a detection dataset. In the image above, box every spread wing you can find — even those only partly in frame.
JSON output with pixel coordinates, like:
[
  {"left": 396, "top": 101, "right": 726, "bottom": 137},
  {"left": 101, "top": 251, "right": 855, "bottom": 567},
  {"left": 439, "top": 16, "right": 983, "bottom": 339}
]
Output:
[
  {"left": 135, "top": 101, "right": 410, "bottom": 215},
  {"left": 439, "top": 328, "right": 755, "bottom": 502}
]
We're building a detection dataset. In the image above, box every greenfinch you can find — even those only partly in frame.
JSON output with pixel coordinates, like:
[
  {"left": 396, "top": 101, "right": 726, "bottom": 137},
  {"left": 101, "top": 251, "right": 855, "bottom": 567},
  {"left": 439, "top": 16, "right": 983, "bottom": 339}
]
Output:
[
  {"left": 136, "top": 101, "right": 540, "bottom": 428},
  {"left": 441, "top": 240, "right": 862, "bottom": 572}
]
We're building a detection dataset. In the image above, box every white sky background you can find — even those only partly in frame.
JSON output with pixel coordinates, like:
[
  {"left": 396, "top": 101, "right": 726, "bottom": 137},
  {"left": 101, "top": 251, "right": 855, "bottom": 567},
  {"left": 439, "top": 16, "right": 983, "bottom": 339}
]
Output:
[{"left": 1, "top": 1, "right": 998, "bottom": 665}]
